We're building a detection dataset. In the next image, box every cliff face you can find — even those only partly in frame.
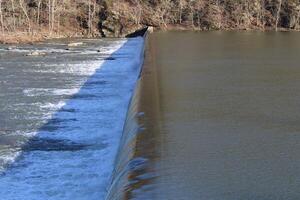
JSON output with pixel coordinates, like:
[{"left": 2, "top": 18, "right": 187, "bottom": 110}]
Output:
[{"left": 0, "top": 0, "right": 300, "bottom": 43}]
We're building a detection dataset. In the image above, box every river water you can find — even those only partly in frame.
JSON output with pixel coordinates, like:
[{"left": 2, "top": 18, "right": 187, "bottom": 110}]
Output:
[
  {"left": 120, "top": 31, "right": 300, "bottom": 200},
  {"left": 0, "top": 37, "right": 144, "bottom": 199},
  {"left": 2, "top": 32, "right": 300, "bottom": 200}
]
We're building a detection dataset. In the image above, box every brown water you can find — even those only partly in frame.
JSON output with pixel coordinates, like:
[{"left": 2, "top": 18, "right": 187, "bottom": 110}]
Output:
[{"left": 125, "top": 31, "right": 300, "bottom": 200}]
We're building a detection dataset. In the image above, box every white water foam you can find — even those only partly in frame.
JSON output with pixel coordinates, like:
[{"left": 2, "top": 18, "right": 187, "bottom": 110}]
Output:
[
  {"left": 23, "top": 88, "right": 80, "bottom": 96},
  {"left": 0, "top": 37, "right": 144, "bottom": 200}
]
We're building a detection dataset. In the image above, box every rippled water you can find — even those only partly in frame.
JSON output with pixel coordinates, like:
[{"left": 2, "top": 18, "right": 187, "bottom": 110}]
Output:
[{"left": 0, "top": 37, "right": 144, "bottom": 199}]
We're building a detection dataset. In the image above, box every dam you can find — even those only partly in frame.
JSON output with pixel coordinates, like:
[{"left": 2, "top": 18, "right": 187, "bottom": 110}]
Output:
[
  {"left": 108, "top": 31, "right": 300, "bottom": 200},
  {"left": 1, "top": 31, "right": 300, "bottom": 200}
]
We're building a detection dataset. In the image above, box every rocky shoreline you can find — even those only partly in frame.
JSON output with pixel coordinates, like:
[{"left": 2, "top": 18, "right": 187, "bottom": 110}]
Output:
[{"left": 0, "top": 32, "right": 89, "bottom": 45}]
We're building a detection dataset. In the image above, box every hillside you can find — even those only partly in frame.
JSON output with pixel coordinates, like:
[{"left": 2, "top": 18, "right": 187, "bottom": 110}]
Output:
[{"left": 0, "top": 0, "right": 300, "bottom": 43}]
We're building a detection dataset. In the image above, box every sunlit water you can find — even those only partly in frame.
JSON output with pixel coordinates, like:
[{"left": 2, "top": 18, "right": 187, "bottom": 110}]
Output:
[{"left": 0, "top": 37, "right": 144, "bottom": 199}]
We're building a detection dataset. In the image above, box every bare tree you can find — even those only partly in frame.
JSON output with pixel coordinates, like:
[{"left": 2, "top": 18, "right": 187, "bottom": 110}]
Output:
[
  {"left": 48, "top": 0, "right": 51, "bottom": 33},
  {"left": 10, "top": 0, "right": 16, "bottom": 31},
  {"left": 259, "top": 0, "right": 266, "bottom": 30},
  {"left": 296, "top": 5, "right": 300, "bottom": 30},
  {"left": 275, "top": 0, "right": 282, "bottom": 31},
  {"left": 134, "top": 0, "right": 142, "bottom": 25},
  {"left": 91, "top": 0, "right": 97, "bottom": 36},
  {"left": 0, "top": 0, "right": 300, "bottom": 41},
  {"left": 51, "top": 0, "right": 56, "bottom": 32},
  {"left": 56, "top": 0, "right": 65, "bottom": 34},
  {"left": 179, "top": 0, "right": 183, "bottom": 24},
  {"left": 0, "top": 0, "right": 3, "bottom": 34},
  {"left": 37, "top": 0, "right": 42, "bottom": 26},
  {"left": 19, "top": 0, "right": 31, "bottom": 32},
  {"left": 88, "top": 0, "right": 91, "bottom": 36}
]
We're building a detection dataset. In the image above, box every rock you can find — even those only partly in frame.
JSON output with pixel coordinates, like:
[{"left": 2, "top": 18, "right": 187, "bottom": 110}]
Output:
[
  {"left": 104, "top": 57, "right": 115, "bottom": 61},
  {"left": 6, "top": 47, "right": 14, "bottom": 50},
  {"left": 67, "top": 42, "right": 83, "bottom": 47},
  {"left": 126, "top": 27, "right": 149, "bottom": 38},
  {"left": 148, "top": 26, "right": 154, "bottom": 33},
  {"left": 26, "top": 51, "right": 46, "bottom": 56}
]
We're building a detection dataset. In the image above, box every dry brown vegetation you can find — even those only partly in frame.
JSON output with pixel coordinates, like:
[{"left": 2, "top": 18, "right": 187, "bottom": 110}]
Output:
[
  {"left": 0, "top": 0, "right": 300, "bottom": 43},
  {"left": 114, "top": 0, "right": 300, "bottom": 31},
  {"left": 0, "top": 0, "right": 103, "bottom": 43}
]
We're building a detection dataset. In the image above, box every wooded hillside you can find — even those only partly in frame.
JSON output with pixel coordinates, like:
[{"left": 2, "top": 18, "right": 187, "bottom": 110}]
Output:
[
  {"left": 0, "top": 0, "right": 300, "bottom": 43},
  {"left": 114, "top": 0, "right": 300, "bottom": 31}
]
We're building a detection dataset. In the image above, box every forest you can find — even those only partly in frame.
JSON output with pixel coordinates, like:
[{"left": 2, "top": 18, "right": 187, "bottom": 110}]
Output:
[{"left": 0, "top": 0, "right": 300, "bottom": 43}]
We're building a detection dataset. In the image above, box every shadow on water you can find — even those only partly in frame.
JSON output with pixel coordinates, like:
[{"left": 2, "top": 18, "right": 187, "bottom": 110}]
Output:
[{"left": 0, "top": 37, "right": 143, "bottom": 177}]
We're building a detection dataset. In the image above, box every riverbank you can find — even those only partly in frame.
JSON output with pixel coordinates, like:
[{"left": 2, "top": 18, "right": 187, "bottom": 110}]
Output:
[
  {"left": 0, "top": 33, "right": 43, "bottom": 44},
  {"left": 0, "top": 31, "right": 90, "bottom": 44},
  {"left": 1, "top": 0, "right": 300, "bottom": 45},
  {"left": 2, "top": 26, "right": 299, "bottom": 45}
]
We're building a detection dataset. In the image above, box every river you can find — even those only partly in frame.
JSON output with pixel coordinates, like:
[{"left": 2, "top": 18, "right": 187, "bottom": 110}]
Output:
[
  {"left": 0, "top": 37, "right": 144, "bottom": 200},
  {"left": 112, "top": 31, "right": 300, "bottom": 200},
  {"left": 1, "top": 31, "right": 300, "bottom": 200}
]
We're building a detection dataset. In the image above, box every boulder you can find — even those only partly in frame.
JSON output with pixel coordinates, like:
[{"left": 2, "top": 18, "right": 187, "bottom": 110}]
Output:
[
  {"left": 26, "top": 51, "right": 46, "bottom": 56},
  {"left": 6, "top": 46, "right": 16, "bottom": 50},
  {"left": 67, "top": 42, "right": 83, "bottom": 47},
  {"left": 148, "top": 26, "right": 154, "bottom": 33}
]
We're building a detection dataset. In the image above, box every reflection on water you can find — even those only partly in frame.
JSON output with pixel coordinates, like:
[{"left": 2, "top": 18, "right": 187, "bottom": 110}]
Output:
[
  {"left": 126, "top": 32, "right": 300, "bottom": 199},
  {"left": 105, "top": 37, "right": 160, "bottom": 200}
]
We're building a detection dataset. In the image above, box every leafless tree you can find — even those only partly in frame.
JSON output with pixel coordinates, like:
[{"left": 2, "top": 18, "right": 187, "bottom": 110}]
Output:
[
  {"left": 19, "top": 0, "right": 31, "bottom": 32},
  {"left": 275, "top": 0, "right": 282, "bottom": 31},
  {"left": 10, "top": 0, "right": 16, "bottom": 31},
  {"left": 0, "top": 0, "right": 3, "bottom": 34},
  {"left": 37, "top": 0, "right": 42, "bottom": 26},
  {"left": 0, "top": 0, "right": 299, "bottom": 41}
]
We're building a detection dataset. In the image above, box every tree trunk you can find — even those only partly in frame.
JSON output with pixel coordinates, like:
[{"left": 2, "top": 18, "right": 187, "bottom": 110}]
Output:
[
  {"left": 48, "top": 0, "right": 51, "bottom": 34},
  {"left": 11, "top": 0, "right": 16, "bottom": 31},
  {"left": 261, "top": 0, "right": 265, "bottom": 29},
  {"left": 0, "top": 0, "right": 3, "bottom": 34},
  {"left": 88, "top": 0, "right": 91, "bottom": 36},
  {"left": 296, "top": 9, "right": 300, "bottom": 30},
  {"left": 37, "top": 0, "right": 42, "bottom": 26},
  {"left": 179, "top": 0, "right": 182, "bottom": 24},
  {"left": 51, "top": 0, "right": 55, "bottom": 33},
  {"left": 275, "top": 0, "right": 282, "bottom": 31},
  {"left": 19, "top": 0, "right": 31, "bottom": 33},
  {"left": 91, "top": 1, "right": 96, "bottom": 36},
  {"left": 190, "top": 6, "right": 194, "bottom": 27},
  {"left": 137, "top": 1, "right": 141, "bottom": 25}
]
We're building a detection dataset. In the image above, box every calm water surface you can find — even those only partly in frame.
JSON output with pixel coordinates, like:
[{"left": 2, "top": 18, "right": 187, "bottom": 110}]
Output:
[{"left": 133, "top": 31, "right": 300, "bottom": 200}]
